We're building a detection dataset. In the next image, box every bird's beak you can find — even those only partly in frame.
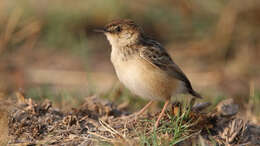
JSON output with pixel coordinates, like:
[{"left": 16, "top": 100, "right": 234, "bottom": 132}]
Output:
[{"left": 93, "top": 28, "right": 107, "bottom": 33}]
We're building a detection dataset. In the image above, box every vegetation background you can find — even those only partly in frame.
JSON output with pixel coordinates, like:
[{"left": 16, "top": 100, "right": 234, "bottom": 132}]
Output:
[{"left": 0, "top": 0, "right": 260, "bottom": 144}]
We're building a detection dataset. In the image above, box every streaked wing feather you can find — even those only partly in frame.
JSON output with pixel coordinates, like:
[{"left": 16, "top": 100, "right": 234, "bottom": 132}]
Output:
[
  {"left": 139, "top": 45, "right": 189, "bottom": 83},
  {"left": 139, "top": 41, "right": 202, "bottom": 98}
]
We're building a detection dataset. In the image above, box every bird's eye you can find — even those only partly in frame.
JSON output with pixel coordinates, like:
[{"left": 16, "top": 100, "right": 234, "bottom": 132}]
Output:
[{"left": 115, "top": 26, "right": 121, "bottom": 32}]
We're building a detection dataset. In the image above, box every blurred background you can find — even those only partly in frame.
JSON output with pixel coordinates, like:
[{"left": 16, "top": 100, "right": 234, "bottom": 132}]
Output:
[{"left": 0, "top": 0, "right": 260, "bottom": 122}]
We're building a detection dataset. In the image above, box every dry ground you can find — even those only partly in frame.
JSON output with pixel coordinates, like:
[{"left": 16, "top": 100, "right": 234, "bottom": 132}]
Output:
[{"left": 2, "top": 92, "right": 259, "bottom": 145}]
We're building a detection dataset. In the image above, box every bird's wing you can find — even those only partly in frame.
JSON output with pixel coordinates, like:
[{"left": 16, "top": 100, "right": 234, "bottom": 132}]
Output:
[
  {"left": 139, "top": 41, "right": 202, "bottom": 98},
  {"left": 139, "top": 43, "right": 189, "bottom": 83}
]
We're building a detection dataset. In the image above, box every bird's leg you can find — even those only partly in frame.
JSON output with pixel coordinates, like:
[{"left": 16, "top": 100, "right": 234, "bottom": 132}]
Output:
[
  {"left": 125, "top": 101, "right": 153, "bottom": 122},
  {"left": 154, "top": 100, "right": 170, "bottom": 128},
  {"left": 134, "top": 101, "right": 153, "bottom": 119}
]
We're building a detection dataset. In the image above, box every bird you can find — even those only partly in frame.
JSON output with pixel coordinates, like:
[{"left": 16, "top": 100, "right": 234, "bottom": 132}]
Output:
[{"left": 95, "top": 19, "right": 202, "bottom": 128}]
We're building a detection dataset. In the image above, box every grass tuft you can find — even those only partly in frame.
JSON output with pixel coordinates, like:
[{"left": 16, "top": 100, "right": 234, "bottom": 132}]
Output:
[{"left": 138, "top": 100, "right": 197, "bottom": 145}]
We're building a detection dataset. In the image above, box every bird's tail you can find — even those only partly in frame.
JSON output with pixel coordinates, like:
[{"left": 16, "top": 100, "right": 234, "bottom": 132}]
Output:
[{"left": 188, "top": 89, "right": 203, "bottom": 99}]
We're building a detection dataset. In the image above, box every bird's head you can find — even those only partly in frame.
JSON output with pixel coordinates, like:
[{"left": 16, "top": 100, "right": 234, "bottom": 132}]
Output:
[{"left": 95, "top": 19, "right": 143, "bottom": 47}]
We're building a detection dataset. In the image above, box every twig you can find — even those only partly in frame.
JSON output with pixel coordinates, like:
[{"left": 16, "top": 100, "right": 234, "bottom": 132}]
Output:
[
  {"left": 88, "top": 131, "right": 113, "bottom": 142},
  {"left": 99, "top": 119, "right": 125, "bottom": 139}
]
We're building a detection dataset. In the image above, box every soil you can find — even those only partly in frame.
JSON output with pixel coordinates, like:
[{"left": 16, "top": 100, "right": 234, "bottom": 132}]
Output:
[{"left": 5, "top": 93, "right": 260, "bottom": 145}]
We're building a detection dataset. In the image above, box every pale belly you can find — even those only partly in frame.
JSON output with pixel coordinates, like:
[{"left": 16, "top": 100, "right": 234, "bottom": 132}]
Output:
[{"left": 111, "top": 56, "right": 180, "bottom": 101}]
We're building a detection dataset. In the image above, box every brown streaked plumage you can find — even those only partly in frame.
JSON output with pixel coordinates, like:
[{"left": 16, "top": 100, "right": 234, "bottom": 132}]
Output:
[{"left": 97, "top": 19, "right": 202, "bottom": 128}]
